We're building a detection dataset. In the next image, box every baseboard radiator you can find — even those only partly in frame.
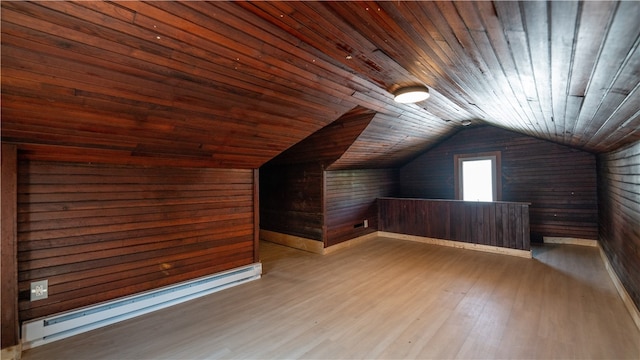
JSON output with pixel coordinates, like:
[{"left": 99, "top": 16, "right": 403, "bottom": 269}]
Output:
[{"left": 22, "top": 263, "right": 262, "bottom": 349}]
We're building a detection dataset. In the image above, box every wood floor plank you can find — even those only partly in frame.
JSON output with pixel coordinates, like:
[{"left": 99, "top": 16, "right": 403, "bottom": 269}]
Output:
[{"left": 21, "top": 238, "right": 640, "bottom": 359}]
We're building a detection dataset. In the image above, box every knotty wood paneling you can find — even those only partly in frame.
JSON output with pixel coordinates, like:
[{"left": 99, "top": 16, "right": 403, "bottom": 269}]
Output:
[
  {"left": 260, "top": 163, "right": 324, "bottom": 242},
  {"left": 378, "top": 198, "right": 530, "bottom": 250},
  {"left": 4, "top": 1, "right": 636, "bottom": 172},
  {"left": 17, "top": 158, "right": 256, "bottom": 321},
  {"left": 1, "top": 144, "right": 19, "bottom": 349},
  {"left": 598, "top": 141, "right": 640, "bottom": 311},
  {"left": 400, "top": 126, "right": 598, "bottom": 243},
  {"left": 0, "top": 1, "right": 357, "bottom": 169},
  {"left": 325, "top": 169, "right": 399, "bottom": 246}
]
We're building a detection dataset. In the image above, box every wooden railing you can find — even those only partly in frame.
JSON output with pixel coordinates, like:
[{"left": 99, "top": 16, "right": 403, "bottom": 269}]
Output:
[{"left": 378, "top": 198, "right": 530, "bottom": 250}]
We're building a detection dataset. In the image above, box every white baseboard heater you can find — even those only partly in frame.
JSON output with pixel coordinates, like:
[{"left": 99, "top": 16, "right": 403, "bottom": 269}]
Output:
[{"left": 22, "top": 263, "right": 262, "bottom": 349}]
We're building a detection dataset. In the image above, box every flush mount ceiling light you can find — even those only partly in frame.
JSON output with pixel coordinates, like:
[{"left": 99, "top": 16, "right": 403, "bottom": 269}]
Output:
[{"left": 393, "top": 85, "right": 430, "bottom": 103}]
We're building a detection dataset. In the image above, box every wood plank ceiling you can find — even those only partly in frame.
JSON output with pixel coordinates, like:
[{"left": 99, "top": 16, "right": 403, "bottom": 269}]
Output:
[{"left": 2, "top": 1, "right": 639, "bottom": 169}]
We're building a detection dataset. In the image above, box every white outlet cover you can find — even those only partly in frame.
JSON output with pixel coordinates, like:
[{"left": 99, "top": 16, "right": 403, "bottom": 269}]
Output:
[{"left": 31, "top": 280, "right": 48, "bottom": 301}]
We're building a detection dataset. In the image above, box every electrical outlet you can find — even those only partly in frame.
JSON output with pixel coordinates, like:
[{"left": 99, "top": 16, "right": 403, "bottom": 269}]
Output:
[
  {"left": 31, "top": 280, "right": 48, "bottom": 301},
  {"left": 363, "top": 219, "right": 368, "bottom": 228}
]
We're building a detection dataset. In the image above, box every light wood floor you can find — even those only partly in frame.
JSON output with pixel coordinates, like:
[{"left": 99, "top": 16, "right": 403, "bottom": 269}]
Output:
[{"left": 22, "top": 237, "right": 640, "bottom": 359}]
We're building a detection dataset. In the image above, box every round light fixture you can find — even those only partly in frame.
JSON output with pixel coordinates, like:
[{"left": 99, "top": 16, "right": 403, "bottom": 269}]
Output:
[{"left": 393, "top": 86, "right": 430, "bottom": 103}]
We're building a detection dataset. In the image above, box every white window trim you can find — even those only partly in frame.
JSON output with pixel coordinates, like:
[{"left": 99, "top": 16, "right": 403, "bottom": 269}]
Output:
[{"left": 454, "top": 151, "right": 502, "bottom": 201}]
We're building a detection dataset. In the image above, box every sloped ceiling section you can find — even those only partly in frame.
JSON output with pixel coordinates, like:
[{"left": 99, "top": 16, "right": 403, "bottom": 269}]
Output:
[
  {"left": 245, "top": 1, "right": 640, "bottom": 153},
  {"left": 267, "top": 106, "right": 376, "bottom": 167},
  {"left": 328, "top": 111, "right": 458, "bottom": 170},
  {"left": 2, "top": 1, "right": 639, "bottom": 169}
]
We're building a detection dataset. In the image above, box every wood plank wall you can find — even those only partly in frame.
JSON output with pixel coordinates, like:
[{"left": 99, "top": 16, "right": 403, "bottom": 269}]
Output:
[
  {"left": 598, "top": 141, "right": 640, "bottom": 311},
  {"left": 400, "top": 126, "right": 598, "bottom": 242},
  {"left": 378, "top": 198, "right": 531, "bottom": 250},
  {"left": 1, "top": 144, "right": 19, "bottom": 349},
  {"left": 325, "top": 169, "right": 398, "bottom": 247},
  {"left": 17, "top": 158, "right": 256, "bottom": 322},
  {"left": 259, "top": 107, "right": 382, "bottom": 246},
  {"left": 260, "top": 163, "right": 324, "bottom": 241}
]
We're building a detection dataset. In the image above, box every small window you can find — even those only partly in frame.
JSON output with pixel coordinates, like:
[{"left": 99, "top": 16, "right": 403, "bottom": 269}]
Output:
[{"left": 454, "top": 152, "right": 501, "bottom": 201}]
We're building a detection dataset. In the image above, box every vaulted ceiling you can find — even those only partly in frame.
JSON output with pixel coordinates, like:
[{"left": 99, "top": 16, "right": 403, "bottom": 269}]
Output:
[{"left": 2, "top": 1, "right": 639, "bottom": 169}]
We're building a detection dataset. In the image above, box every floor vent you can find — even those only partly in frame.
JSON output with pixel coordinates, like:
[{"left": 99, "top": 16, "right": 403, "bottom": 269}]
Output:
[{"left": 22, "top": 263, "right": 262, "bottom": 349}]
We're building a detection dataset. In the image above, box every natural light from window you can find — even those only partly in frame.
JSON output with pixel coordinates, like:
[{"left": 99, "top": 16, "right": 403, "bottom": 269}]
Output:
[{"left": 462, "top": 159, "right": 493, "bottom": 201}]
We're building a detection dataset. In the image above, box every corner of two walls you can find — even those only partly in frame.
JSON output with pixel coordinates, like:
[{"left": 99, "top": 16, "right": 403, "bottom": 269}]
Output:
[
  {"left": 597, "top": 140, "right": 640, "bottom": 315},
  {"left": 324, "top": 168, "right": 399, "bottom": 247},
  {"left": 259, "top": 164, "right": 399, "bottom": 248},
  {"left": 259, "top": 163, "right": 325, "bottom": 242}
]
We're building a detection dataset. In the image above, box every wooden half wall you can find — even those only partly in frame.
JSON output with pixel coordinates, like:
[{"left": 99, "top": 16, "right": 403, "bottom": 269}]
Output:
[
  {"left": 379, "top": 198, "right": 530, "bottom": 251},
  {"left": 13, "top": 148, "right": 258, "bottom": 323},
  {"left": 598, "top": 140, "right": 640, "bottom": 313}
]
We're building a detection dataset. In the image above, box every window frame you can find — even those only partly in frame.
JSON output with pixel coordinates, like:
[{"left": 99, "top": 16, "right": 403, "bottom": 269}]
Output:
[{"left": 454, "top": 151, "right": 502, "bottom": 201}]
